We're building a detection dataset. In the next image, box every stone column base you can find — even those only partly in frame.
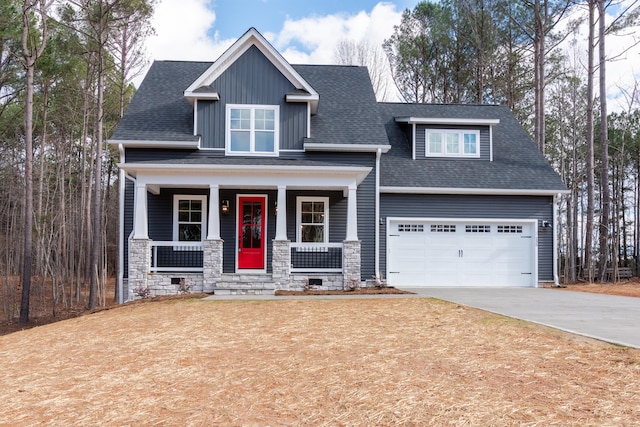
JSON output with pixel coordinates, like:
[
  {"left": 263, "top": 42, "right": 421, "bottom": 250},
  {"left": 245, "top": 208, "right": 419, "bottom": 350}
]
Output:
[
  {"left": 203, "top": 239, "right": 223, "bottom": 292},
  {"left": 272, "top": 239, "right": 291, "bottom": 289},
  {"left": 342, "top": 240, "right": 361, "bottom": 288}
]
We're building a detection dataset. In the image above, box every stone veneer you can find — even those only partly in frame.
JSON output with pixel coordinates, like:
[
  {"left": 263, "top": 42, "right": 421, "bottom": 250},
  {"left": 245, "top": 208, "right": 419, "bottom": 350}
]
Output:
[
  {"left": 203, "top": 239, "right": 223, "bottom": 292},
  {"left": 128, "top": 238, "right": 151, "bottom": 300},
  {"left": 126, "top": 238, "right": 363, "bottom": 299},
  {"left": 342, "top": 240, "right": 362, "bottom": 286},
  {"left": 271, "top": 239, "right": 291, "bottom": 289}
]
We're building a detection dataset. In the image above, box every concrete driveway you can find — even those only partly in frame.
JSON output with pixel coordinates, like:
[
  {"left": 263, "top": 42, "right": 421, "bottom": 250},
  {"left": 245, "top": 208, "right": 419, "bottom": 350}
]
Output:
[{"left": 409, "top": 287, "right": 640, "bottom": 348}]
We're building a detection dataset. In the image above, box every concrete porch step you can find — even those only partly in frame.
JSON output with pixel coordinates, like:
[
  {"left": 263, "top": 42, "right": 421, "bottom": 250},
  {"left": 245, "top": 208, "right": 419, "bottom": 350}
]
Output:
[{"left": 213, "top": 274, "right": 276, "bottom": 295}]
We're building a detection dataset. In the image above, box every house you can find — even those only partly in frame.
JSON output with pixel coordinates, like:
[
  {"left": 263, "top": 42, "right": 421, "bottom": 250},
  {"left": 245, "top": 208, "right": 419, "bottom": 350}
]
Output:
[{"left": 109, "top": 28, "right": 567, "bottom": 302}]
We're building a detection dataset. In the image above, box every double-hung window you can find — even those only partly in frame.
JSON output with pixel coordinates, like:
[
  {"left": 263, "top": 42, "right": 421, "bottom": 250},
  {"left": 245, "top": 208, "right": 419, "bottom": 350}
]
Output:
[
  {"left": 296, "top": 197, "right": 329, "bottom": 243},
  {"left": 226, "top": 104, "right": 279, "bottom": 155},
  {"left": 173, "top": 195, "right": 207, "bottom": 245},
  {"left": 426, "top": 129, "right": 480, "bottom": 158}
]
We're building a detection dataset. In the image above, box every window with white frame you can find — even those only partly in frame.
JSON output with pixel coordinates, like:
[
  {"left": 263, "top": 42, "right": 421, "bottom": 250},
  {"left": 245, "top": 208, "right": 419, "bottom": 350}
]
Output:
[
  {"left": 226, "top": 104, "right": 279, "bottom": 155},
  {"left": 296, "top": 197, "right": 329, "bottom": 243},
  {"left": 173, "top": 195, "right": 207, "bottom": 242},
  {"left": 425, "top": 129, "right": 480, "bottom": 158}
]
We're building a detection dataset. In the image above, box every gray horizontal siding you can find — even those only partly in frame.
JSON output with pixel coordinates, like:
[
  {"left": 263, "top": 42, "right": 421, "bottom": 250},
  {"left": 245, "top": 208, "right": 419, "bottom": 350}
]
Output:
[
  {"left": 197, "top": 45, "right": 307, "bottom": 150},
  {"left": 414, "top": 124, "right": 491, "bottom": 160},
  {"left": 379, "top": 194, "right": 554, "bottom": 281}
]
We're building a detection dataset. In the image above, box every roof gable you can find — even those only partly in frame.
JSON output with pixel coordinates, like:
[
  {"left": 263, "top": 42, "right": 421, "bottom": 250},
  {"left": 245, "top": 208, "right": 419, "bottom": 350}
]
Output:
[{"left": 184, "top": 28, "right": 319, "bottom": 112}]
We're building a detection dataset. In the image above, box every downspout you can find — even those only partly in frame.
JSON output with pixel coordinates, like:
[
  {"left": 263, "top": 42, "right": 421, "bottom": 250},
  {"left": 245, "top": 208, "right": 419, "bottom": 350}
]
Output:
[
  {"left": 375, "top": 148, "right": 381, "bottom": 278},
  {"left": 118, "top": 144, "right": 125, "bottom": 304},
  {"left": 553, "top": 193, "right": 560, "bottom": 287}
]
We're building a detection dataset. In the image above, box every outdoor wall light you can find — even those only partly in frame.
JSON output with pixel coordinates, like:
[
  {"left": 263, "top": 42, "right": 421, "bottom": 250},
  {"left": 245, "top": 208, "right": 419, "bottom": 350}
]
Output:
[
  {"left": 221, "top": 199, "right": 230, "bottom": 215},
  {"left": 542, "top": 220, "right": 551, "bottom": 228}
]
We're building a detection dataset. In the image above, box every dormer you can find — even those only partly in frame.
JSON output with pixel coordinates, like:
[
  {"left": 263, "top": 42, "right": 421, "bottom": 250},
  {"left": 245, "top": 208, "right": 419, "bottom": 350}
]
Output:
[
  {"left": 395, "top": 116, "right": 500, "bottom": 161},
  {"left": 184, "top": 28, "right": 319, "bottom": 155}
]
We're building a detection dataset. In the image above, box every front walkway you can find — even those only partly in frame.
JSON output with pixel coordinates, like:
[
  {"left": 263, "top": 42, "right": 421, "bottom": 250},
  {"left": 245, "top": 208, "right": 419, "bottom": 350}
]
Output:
[{"left": 203, "top": 287, "right": 640, "bottom": 348}]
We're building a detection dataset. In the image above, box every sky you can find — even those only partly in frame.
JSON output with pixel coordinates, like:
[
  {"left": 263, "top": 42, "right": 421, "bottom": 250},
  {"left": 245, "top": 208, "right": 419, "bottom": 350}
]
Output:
[{"left": 142, "top": 0, "right": 640, "bottom": 110}]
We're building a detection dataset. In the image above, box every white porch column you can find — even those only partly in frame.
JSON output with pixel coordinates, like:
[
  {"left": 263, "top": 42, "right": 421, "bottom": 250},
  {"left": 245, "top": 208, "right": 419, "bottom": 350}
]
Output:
[
  {"left": 346, "top": 184, "right": 358, "bottom": 241},
  {"left": 133, "top": 182, "right": 148, "bottom": 239},
  {"left": 275, "top": 185, "right": 287, "bottom": 240},
  {"left": 207, "top": 184, "right": 220, "bottom": 240}
]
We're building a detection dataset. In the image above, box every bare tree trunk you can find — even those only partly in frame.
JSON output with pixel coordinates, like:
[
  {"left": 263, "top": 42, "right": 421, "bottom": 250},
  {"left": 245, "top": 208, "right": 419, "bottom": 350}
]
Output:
[
  {"left": 597, "top": 0, "right": 610, "bottom": 281},
  {"left": 89, "top": 0, "right": 106, "bottom": 310},
  {"left": 584, "top": 0, "right": 596, "bottom": 282},
  {"left": 19, "top": 0, "right": 48, "bottom": 324}
]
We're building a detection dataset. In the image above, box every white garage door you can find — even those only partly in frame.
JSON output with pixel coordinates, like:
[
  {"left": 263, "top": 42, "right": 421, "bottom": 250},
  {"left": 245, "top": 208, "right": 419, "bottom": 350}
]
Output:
[{"left": 387, "top": 219, "right": 536, "bottom": 287}]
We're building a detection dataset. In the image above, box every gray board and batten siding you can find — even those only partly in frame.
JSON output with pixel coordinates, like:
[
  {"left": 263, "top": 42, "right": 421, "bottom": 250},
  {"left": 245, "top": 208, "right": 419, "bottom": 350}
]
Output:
[
  {"left": 196, "top": 45, "right": 308, "bottom": 150},
  {"left": 379, "top": 193, "right": 555, "bottom": 281}
]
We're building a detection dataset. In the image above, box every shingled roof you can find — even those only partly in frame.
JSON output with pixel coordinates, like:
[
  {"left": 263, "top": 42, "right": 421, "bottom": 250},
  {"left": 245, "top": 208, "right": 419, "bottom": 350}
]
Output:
[
  {"left": 293, "top": 64, "right": 389, "bottom": 147},
  {"left": 378, "top": 103, "right": 567, "bottom": 192},
  {"left": 111, "top": 61, "right": 388, "bottom": 148},
  {"left": 111, "top": 61, "right": 211, "bottom": 142}
]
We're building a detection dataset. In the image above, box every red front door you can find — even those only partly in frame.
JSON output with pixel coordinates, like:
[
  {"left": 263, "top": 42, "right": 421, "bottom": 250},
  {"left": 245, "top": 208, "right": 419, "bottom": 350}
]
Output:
[{"left": 237, "top": 196, "right": 266, "bottom": 269}]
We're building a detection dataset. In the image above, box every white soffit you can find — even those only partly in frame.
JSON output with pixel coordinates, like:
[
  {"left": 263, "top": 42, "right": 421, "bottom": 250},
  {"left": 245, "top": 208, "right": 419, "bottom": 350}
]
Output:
[{"left": 395, "top": 117, "right": 500, "bottom": 126}]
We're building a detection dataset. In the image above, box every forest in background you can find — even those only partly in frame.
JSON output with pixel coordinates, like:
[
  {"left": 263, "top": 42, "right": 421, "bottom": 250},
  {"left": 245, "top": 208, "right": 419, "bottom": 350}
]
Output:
[{"left": 2, "top": 0, "right": 640, "bottom": 323}]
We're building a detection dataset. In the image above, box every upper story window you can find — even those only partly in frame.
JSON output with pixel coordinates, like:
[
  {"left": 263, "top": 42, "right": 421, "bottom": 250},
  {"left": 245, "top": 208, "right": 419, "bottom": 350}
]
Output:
[
  {"left": 226, "top": 104, "right": 279, "bottom": 156},
  {"left": 425, "top": 129, "right": 480, "bottom": 158}
]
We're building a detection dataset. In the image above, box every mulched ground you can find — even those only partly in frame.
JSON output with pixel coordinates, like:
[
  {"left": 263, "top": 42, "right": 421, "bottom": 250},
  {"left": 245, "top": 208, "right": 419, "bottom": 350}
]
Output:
[
  {"left": 275, "top": 286, "right": 413, "bottom": 296},
  {"left": 1, "top": 296, "right": 639, "bottom": 425}
]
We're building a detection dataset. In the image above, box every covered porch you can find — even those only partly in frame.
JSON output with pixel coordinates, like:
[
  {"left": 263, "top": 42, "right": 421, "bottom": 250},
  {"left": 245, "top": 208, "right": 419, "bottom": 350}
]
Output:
[{"left": 122, "top": 163, "right": 371, "bottom": 299}]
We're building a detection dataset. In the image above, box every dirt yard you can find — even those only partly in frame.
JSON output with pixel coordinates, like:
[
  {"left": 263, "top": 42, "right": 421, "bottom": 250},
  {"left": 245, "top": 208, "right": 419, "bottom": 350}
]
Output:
[
  {"left": 562, "top": 279, "right": 640, "bottom": 298},
  {"left": 1, "top": 294, "right": 639, "bottom": 425}
]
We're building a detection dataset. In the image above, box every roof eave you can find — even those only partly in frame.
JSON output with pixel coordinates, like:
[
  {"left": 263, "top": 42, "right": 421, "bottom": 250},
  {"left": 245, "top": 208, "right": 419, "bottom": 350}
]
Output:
[
  {"left": 305, "top": 142, "right": 391, "bottom": 153},
  {"left": 107, "top": 138, "right": 200, "bottom": 149},
  {"left": 380, "top": 186, "right": 569, "bottom": 196},
  {"left": 395, "top": 117, "right": 501, "bottom": 126}
]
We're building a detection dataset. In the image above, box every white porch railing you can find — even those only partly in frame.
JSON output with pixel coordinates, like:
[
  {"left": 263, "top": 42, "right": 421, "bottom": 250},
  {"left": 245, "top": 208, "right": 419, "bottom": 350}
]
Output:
[
  {"left": 150, "top": 241, "right": 204, "bottom": 272},
  {"left": 290, "top": 242, "right": 343, "bottom": 273}
]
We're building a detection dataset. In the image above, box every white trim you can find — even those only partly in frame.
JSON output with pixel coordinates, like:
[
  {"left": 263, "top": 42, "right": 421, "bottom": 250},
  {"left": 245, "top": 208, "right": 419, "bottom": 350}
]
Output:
[
  {"left": 184, "top": 28, "right": 319, "bottom": 113},
  {"left": 225, "top": 104, "right": 280, "bottom": 156},
  {"left": 235, "top": 194, "right": 268, "bottom": 272},
  {"left": 275, "top": 185, "right": 288, "bottom": 240},
  {"left": 386, "top": 217, "right": 538, "bottom": 287},
  {"left": 173, "top": 194, "right": 208, "bottom": 243},
  {"left": 380, "top": 186, "right": 570, "bottom": 196},
  {"left": 118, "top": 144, "right": 128, "bottom": 304},
  {"left": 208, "top": 184, "right": 220, "bottom": 240},
  {"left": 107, "top": 139, "right": 200, "bottom": 149},
  {"left": 296, "top": 196, "right": 330, "bottom": 243},
  {"left": 375, "top": 148, "right": 381, "bottom": 277},
  {"left": 425, "top": 129, "right": 480, "bottom": 158},
  {"left": 395, "top": 117, "right": 500, "bottom": 126},
  {"left": 489, "top": 126, "right": 494, "bottom": 162},
  {"left": 304, "top": 143, "right": 391, "bottom": 153},
  {"left": 184, "top": 91, "right": 220, "bottom": 104},
  {"left": 553, "top": 193, "right": 560, "bottom": 286},
  {"left": 120, "top": 163, "right": 372, "bottom": 187},
  {"left": 193, "top": 99, "right": 198, "bottom": 136},
  {"left": 411, "top": 123, "right": 416, "bottom": 160}
]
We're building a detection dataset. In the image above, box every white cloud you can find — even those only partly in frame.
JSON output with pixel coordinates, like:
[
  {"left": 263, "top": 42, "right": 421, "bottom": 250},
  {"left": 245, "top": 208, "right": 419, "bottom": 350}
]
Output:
[
  {"left": 146, "top": 0, "right": 232, "bottom": 62},
  {"left": 269, "top": 2, "right": 403, "bottom": 64}
]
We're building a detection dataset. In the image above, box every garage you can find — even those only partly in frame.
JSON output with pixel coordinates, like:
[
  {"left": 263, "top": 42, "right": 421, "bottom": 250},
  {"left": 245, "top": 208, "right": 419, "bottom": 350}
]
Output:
[{"left": 387, "top": 219, "right": 537, "bottom": 287}]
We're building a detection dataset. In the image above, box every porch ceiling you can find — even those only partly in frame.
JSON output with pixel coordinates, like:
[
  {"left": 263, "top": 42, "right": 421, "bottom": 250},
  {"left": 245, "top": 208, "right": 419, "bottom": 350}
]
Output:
[{"left": 120, "top": 162, "right": 372, "bottom": 189}]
